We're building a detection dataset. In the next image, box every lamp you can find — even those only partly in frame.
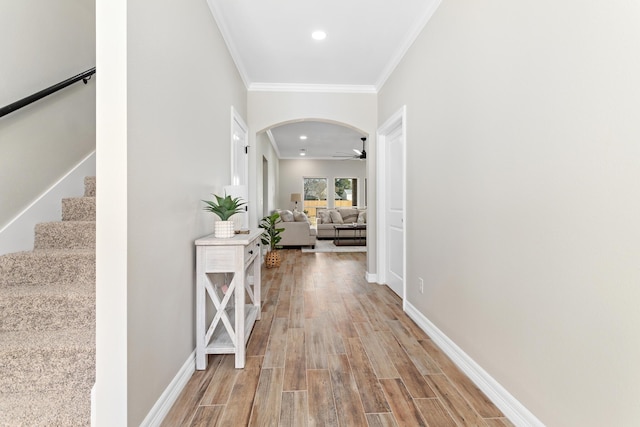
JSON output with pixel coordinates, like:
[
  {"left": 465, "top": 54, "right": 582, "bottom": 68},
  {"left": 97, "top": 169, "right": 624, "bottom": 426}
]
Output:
[{"left": 290, "top": 193, "right": 302, "bottom": 211}]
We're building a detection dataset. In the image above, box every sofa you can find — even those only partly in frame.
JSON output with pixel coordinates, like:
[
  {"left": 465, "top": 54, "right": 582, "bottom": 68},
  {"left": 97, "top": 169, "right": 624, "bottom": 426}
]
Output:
[
  {"left": 276, "top": 209, "right": 317, "bottom": 248},
  {"left": 316, "top": 207, "right": 367, "bottom": 239}
]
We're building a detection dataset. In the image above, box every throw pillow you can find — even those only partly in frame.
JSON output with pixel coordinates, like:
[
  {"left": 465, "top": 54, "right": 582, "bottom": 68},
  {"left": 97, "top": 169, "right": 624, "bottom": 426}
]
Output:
[
  {"left": 340, "top": 209, "right": 358, "bottom": 224},
  {"left": 293, "top": 211, "right": 310, "bottom": 223},
  {"left": 317, "top": 210, "right": 332, "bottom": 224},
  {"left": 279, "top": 210, "right": 294, "bottom": 222},
  {"left": 329, "top": 210, "right": 344, "bottom": 224},
  {"left": 357, "top": 210, "right": 367, "bottom": 224}
]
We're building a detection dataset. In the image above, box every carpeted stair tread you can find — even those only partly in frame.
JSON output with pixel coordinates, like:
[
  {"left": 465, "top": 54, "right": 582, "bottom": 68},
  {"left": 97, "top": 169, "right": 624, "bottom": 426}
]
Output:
[
  {"left": 0, "top": 387, "right": 90, "bottom": 427},
  {"left": 84, "top": 176, "right": 96, "bottom": 197},
  {"left": 62, "top": 197, "right": 96, "bottom": 222},
  {"left": 34, "top": 221, "right": 95, "bottom": 250},
  {"left": 0, "top": 328, "right": 94, "bottom": 394},
  {"left": 0, "top": 283, "right": 94, "bottom": 332},
  {"left": 0, "top": 249, "right": 95, "bottom": 287}
]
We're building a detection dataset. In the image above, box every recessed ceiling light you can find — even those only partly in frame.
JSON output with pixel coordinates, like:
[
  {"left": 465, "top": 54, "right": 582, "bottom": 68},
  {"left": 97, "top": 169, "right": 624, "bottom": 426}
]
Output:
[
  {"left": 312, "top": 31, "right": 326, "bottom": 41},
  {"left": 300, "top": 149, "right": 306, "bottom": 156},
  {"left": 299, "top": 135, "right": 307, "bottom": 140}
]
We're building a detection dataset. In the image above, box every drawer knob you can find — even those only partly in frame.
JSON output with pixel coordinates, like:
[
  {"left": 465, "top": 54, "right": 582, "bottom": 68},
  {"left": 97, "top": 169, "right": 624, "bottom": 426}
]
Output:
[{"left": 248, "top": 250, "right": 253, "bottom": 255}]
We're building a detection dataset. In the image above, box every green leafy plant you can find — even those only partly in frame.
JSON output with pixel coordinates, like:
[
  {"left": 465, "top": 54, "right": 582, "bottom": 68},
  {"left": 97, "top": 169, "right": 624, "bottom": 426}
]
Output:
[
  {"left": 259, "top": 212, "right": 285, "bottom": 251},
  {"left": 202, "top": 193, "right": 246, "bottom": 221}
]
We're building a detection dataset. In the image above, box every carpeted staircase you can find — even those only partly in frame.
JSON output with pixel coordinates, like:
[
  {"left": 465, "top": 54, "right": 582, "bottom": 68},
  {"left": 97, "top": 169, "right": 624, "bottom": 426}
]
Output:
[{"left": 0, "top": 177, "right": 96, "bottom": 426}]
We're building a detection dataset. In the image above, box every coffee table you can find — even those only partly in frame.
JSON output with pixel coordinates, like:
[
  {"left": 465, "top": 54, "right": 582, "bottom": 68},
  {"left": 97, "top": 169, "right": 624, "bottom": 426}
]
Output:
[{"left": 333, "top": 224, "right": 367, "bottom": 246}]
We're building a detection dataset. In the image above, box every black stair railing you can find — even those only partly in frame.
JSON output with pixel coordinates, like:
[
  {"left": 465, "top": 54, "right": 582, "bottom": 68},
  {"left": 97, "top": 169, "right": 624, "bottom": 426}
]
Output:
[{"left": 0, "top": 67, "right": 96, "bottom": 118}]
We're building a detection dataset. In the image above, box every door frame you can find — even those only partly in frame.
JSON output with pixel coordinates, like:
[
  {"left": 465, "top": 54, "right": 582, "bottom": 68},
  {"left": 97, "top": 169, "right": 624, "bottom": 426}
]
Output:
[{"left": 376, "top": 105, "right": 407, "bottom": 305}]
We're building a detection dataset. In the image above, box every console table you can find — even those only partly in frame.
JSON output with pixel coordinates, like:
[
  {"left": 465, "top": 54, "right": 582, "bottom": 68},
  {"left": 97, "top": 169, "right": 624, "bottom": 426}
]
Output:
[{"left": 195, "top": 229, "right": 262, "bottom": 369}]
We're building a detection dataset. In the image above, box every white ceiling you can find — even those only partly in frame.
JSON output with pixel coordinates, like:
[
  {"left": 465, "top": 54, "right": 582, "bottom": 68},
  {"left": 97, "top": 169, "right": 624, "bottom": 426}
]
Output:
[
  {"left": 269, "top": 120, "right": 367, "bottom": 159},
  {"left": 207, "top": 0, "right": 440, "bottom": 157}
]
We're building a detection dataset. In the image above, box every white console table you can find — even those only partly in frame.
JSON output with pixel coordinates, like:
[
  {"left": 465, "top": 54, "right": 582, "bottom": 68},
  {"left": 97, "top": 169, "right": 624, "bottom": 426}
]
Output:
[{"left": 195, "top": 229, "right": 262, "bottom": 369}]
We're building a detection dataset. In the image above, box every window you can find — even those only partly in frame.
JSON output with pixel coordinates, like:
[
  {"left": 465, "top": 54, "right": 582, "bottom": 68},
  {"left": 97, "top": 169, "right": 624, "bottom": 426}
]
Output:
[
  {"left": 335, "top": 178, "right": 358, "bottom": 207},
  {"left": 303, "top": 177, "right": 327, "bottom": 222}
]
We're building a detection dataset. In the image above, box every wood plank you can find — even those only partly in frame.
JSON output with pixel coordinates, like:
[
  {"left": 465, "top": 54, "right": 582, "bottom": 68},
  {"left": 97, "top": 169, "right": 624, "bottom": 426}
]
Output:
[
  {"left": 248, "top": 367, "right": 284, "bottom": 427},
  {"left": 275, "top": 286, "right": 292, "bottom": 318},
  {"left": 354, "top": 322, "right": 400, "bottom": 379},
  {"left": 419, "top": 339, "right": 503, "bottom": 418},
  {"left": 189, "top": 405, "right": 225, "bottom": 427},
  {"left": 379, "top": 378, "right": 428, "bottom": 427},
  {"left": 283, "top": 328, "right": 306, "bottom": 391},
  {"left": 425, "top": 374, "right": 489, "bottom": 427},
  {"left": 160, "top": 356, "right": 221, "bottom": 426},
  {"left": 263, "top": 317, "right": 289, "bottom": 368},
  {"left": 279, "top": 391, "right": 309, "bottom": 427},
  {"left": 246, "top": 309, "right": 274, "bottom": 356},
  {"left": 307, "top": 369, "right": 338, "bottom": 426},
  {"left": 341, "top": 293, "right": 368, "bottom": 322},
  {"left": 378, "top": 331, "right": 436, "bottom": 398},
  {"left": 386, "top": 320, "right": 442, "bottom": 375},
  {"left": 345, "top": 337, "right": 391, "bottom": 414},
  {"left": 304, "top": 290, "right": 319, "bottom": 318},
  {"left": 321, "top": 311, "right": 346, "bottom": 355},
  {"left": 356, "top": 293, "right": 390, "bottom": 331},
  {"left": 365, "top": 413, "right": 399, "bottom": 427},
  {"left": 305, "top": 317, "right": 328, "bottom": 369},
  {"left": 200, "top": 355, "right": 239, "bottom": 405},
  {"left": 218, "top": 356, "right": 263, "bottom": 427},
  {"left": 414, "top": 398, "right": 458, "bottom": 427},
  {"left": 289, "top": 293, "right": 305, "bottom": 328},
  {"left": 327, "top": 354, "right": 368, "bottom": 427}
]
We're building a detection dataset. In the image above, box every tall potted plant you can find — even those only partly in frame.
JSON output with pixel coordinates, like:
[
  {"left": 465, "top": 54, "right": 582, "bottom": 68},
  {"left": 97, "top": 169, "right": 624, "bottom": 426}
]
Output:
[
  {"left": 203, "top": 193, "right": 246, "bottom": 238},
  {"left": 259, "top": 212, "right": 284, "bottom": 268}
]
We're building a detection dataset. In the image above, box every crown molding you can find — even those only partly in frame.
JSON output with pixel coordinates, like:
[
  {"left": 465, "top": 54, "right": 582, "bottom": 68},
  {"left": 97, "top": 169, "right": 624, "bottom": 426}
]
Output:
[
  {"left": 375, "top": 0, "right": 442, "bottom": 91},
  {"left": 206, "top": 0, "right": 250, "bottom": 89},
  {"left": 249, "top": 82, "right": 377, "bottom": 94}
]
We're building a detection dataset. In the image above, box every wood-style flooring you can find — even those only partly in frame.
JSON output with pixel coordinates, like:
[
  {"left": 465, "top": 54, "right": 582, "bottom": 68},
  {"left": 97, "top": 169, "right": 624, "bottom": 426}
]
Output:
[{"left": 162, "top": 250, "right": 514, "bottom": 426}]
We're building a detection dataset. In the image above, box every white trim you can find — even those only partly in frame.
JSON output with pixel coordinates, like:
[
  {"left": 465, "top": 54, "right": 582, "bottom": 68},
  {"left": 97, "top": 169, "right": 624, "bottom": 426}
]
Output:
[
  {"left": 205, "top": 0, "right": 250, "bottom": 88},
  {"left": 248, "top": 82, "right": 377, "bottom": 94},
  {"left": 365, "top": 272, "right": 378, "bottom": 283},
  {"left": 375, "top": 0, "right": 442, "bottom": 90},
  {"left": 404, "top": 302, "right": 545, "bottom": 427},
  {"left": 376, "top": 106, "right": 407, "bottom": 304},
  {"left": 230, "top": 106, "right": 249, "bottom": 186},
  {"left": 265, "top": 130, "right": 282, "bottom": 159},
  {"left": 139, "top": 350, "right": 196, "bottom": 427},
  {"left": 0, "top": 151, "right": 96, "bottom": 255}
]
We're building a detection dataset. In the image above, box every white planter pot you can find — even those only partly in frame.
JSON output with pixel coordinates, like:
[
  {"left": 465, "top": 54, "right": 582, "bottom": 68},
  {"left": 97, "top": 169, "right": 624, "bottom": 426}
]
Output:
[{"left": 214, "top": 221, "right": 235, "bottom": 238}]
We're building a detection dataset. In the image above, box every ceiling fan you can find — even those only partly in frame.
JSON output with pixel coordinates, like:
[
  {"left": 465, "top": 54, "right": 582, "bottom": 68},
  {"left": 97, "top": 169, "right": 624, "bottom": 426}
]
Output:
[{"left": 333, "top": 137, "right": 367, "bottom": 160}]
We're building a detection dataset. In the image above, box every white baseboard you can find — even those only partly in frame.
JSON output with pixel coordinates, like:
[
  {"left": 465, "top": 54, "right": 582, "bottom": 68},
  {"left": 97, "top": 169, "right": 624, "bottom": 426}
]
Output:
[
  {"left": 139, "top": 350, "right": 196, "bottom": 427},
  {"left": 0, "top": 151, "right": 96, "bottom": 255},
  {"left": 404, "top": 302, "right": 544, "bottom": 427},
  {"left": 365, "top": 272, "right": 378, "bottom": 283}
]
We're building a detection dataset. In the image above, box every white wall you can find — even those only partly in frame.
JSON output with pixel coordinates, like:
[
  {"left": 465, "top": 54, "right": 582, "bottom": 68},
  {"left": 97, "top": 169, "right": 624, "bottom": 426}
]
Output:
[
  {"left": 277, "top": 159, "right": 366, "bottom": 211},
  {"left": 247, "top": 91, "right": 377, "bottom": 273},
  {"left": 378, "top": 1, "right": 640, "bottom": 426},
  {"left": 256, "top": 132, "right": 280, "bottom": 219},
  {"left": 0, "top": 0, "right": 95, "bottom": 229},
  {"left": 96, "top": 0, "right": 247, "bottom": 424}
]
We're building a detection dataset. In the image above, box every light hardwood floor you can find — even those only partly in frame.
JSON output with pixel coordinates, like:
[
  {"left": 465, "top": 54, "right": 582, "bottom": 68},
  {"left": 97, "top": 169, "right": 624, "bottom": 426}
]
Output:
[{"left": 162, "top": 250, "right": 514, "bottom": 426}]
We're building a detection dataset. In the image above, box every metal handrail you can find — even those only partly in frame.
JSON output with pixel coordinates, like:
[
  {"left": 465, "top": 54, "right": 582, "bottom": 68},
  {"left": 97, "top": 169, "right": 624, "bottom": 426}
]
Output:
[{"left": 0, "top": 67, "right": 96, "bottom": 118}]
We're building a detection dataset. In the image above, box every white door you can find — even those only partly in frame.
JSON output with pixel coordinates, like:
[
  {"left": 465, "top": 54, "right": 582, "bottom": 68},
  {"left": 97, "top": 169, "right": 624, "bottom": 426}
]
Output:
[{"left": 385, "top": 124, "right": 404, "bottom": 297}]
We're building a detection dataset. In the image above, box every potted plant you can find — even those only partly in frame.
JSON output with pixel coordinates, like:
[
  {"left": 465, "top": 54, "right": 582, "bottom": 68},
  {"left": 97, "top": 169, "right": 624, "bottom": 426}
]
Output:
[
  {"left": 259, "top": 212, "right": 284, "bottom": 268},
  {"left": 203, "top": 193, "right": 246, "bottom": 238}
]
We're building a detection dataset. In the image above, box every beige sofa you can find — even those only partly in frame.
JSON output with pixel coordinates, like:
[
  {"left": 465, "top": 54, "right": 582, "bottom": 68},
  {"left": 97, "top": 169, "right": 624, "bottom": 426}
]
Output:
[
  {"left": 276, "top": 210, "right": 317, "bottom": 248},
  {"left": 316, "top": 207, "right": 367, "bottom": 239}
]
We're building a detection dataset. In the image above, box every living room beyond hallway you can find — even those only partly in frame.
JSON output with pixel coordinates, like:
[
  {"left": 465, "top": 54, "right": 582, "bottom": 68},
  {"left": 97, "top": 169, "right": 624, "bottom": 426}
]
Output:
[{"left": 162, "top": 251, "right": 512, "bottom": 426}]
